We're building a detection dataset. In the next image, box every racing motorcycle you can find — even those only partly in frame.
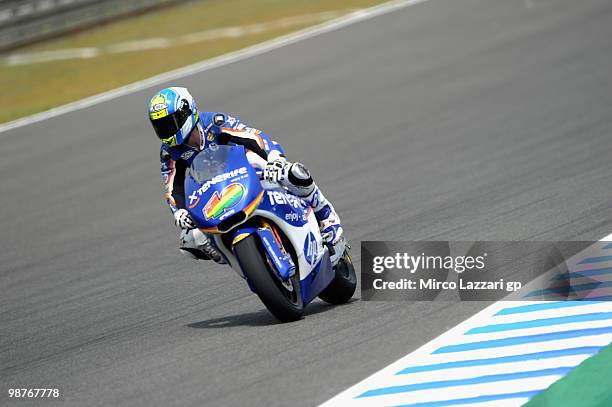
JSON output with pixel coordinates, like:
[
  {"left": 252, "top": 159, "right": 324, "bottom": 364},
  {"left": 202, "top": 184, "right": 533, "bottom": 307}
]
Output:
[{"left": 185, "top": 144, "right": 356, "bottom": 322}]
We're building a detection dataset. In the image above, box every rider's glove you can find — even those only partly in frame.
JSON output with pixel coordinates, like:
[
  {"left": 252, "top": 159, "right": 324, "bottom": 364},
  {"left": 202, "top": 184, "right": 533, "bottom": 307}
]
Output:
[
  {"left": 263, "top": 156, "right": 290, "bottom": 184},
  {"left": 174, "top": 209, "right": 195, "bottom": 229}
]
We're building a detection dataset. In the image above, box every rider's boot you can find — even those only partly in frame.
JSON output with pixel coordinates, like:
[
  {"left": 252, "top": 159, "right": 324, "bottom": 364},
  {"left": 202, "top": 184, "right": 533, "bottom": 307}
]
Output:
[{"left": 179, "top": 229, "right": 226, "bottom": 264}]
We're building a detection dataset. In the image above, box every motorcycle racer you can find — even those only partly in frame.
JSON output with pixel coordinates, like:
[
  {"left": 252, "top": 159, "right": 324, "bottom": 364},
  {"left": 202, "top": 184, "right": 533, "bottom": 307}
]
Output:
[{"left": 148, "top": 87, "right": 343, "bottom": 263}]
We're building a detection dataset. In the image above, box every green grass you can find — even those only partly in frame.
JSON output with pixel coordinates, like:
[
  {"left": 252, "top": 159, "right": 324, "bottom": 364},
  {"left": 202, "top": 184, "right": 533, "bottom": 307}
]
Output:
[
  {"left": 0, "top": 0, "right": 388, "bottom": 124},
  {"left": 523, "top": 343, "right": 612, "bottom": 407}
]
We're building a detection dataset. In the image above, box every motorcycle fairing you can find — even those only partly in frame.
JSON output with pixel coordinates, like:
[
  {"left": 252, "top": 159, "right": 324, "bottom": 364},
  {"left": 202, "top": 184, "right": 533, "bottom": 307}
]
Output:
[
  {"left": 185, "top": 145, "right": 262, "bottom": 232},
  {"left": 300, "top": 250, "right": 333, "bottom": 304},
  {"left": 257, "top": 189, "right": 310, "bottom": 228}
]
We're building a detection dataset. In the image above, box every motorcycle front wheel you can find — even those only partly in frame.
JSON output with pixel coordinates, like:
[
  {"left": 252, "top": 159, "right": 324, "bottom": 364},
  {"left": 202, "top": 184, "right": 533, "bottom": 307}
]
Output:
[{"left": 234, "top": 235, "right": 304, "bottom": 322}]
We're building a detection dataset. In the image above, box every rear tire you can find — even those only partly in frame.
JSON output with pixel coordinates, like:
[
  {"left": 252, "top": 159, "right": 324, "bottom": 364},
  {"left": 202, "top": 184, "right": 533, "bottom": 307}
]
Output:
[
  {"left": 234, "top": 235, "right": 304, "bottom": 322},
  {"left": 318, "top": 251, "right": 357, "bottom": 304}
]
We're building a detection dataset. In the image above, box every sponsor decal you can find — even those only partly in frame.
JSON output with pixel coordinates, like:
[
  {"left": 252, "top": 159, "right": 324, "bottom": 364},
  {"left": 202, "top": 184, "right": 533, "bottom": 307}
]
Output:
[
  {"left": 149, "top": 94, "right": 168, "bottom": 120},
  {"left": 218, "top": 208, "right": 237, "bottom": 220},
  {"left": 207, "top": 129, "right": 215, "bottom": 142},
  {"left": 283, "top": 210, "right": 308, "bottom": 224},
  {"left": 204, "top": 183, "right": 245, "bottom": 220},
  {"left": 266, "top": 191, "right": 305, "bottom": 209},
  {"left": 235, "top": 123, "right": 261, "bottom": 135},
  {"left": 188, "top": 196, "right": 200, "bottom": 209},
  {"left": 188, "top": 166, "right": 248, "bottom": 206},
  {"left": 285, "top": 212, "right": 299, "bottom": 222},
  {"left": 262, "top": 235, "right": 282, "bottom": 268},
  {"left": 180, "top": 150, "right": 195, "bottom": 160},
  {"left": 303, "top": 232, "right": 318, "bottom": 265}
]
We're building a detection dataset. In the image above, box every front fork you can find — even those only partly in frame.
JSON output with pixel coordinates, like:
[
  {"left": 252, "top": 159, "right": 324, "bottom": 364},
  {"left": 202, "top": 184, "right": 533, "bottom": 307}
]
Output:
[{"left": 231, "top": 219, "right": 296, "bottom": 280}]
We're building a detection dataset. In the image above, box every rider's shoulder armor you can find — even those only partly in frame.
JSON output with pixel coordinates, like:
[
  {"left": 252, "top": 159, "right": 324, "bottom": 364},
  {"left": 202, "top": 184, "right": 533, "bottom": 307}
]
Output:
[{"left": 199, "top": 111, "right": 240, "bottom": 147}]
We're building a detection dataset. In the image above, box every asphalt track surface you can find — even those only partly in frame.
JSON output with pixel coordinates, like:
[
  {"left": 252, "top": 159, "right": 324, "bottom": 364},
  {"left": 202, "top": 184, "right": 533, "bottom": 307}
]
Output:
[{"left": 2, "top": 0, "right": 612, "bottom": 406}]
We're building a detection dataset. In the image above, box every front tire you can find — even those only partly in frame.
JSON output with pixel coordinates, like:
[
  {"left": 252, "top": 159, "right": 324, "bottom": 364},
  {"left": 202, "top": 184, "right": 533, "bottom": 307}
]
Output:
[
  {"left": 234, "top": 235, "right": 304, "bottom": 322},
  {"left": 318, "top": 251, "right": 357, "bottom": 304}
]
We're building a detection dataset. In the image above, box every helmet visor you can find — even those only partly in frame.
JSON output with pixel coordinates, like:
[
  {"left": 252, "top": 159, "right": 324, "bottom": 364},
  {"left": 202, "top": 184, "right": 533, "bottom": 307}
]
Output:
[{"left": 151, "top": 105, "right": 191, "bottom": 144}]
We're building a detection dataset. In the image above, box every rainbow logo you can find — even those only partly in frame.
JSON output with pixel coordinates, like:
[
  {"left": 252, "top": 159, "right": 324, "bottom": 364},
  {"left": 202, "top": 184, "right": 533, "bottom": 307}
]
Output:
[{"left": 204, "top": 183, "right": 245, "bottom": 220}]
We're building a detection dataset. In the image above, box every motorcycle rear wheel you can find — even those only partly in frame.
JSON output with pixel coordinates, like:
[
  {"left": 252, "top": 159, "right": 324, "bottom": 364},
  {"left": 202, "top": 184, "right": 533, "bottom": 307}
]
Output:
[{"left": 318, "top": 250, "right": 357, "bottom": 304}]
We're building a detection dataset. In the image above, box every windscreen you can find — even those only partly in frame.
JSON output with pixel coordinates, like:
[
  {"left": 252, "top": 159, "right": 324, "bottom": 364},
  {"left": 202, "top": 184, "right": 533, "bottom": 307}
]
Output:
[{"left": 189, "top": 144, "right": 234, "bottom": 184}]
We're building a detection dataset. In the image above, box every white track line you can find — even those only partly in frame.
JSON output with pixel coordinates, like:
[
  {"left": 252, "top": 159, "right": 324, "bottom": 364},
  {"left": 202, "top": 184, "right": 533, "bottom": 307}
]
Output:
[
  {"left": 0, "top": 0, "right": 432, "bottom": 135},
  {"left": 5, "top": 47, "right": 100, "bottom": 65},
  {"left": 321, "top": 234, "right": 612, "bottom": 406},
  {"left": 5, "top": 11, "right": 351, "bottom": 65}
]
